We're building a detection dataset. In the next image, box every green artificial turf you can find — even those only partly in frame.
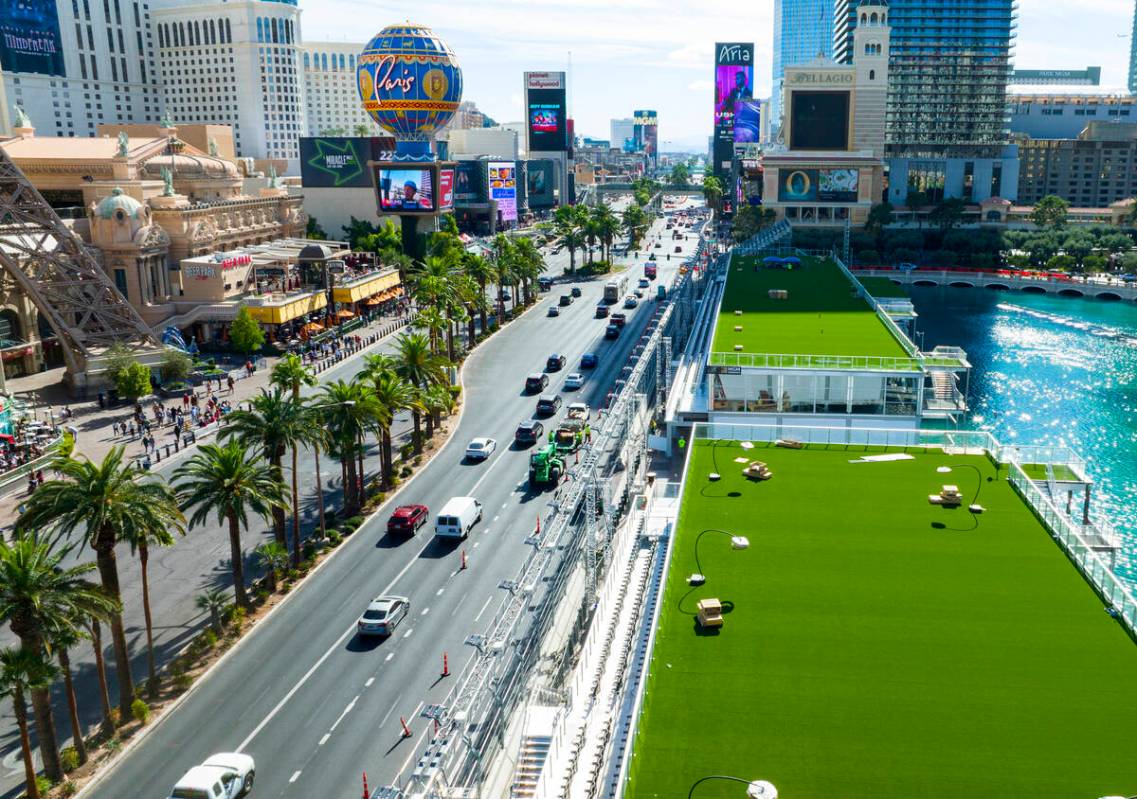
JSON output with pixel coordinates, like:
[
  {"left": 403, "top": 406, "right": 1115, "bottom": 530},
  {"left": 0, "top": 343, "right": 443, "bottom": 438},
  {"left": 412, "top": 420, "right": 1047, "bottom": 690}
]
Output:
[
  {"left": 712, "top": 257, "right": 909, "bottom": 359},
  {"left": 859, "top": 275, "right": 911, "bottom": 299},
  {"left": 1021, "top": 463, "right": 1081, "bottom": 482},
  {"left": 626, "top": 441, "right": 1137, "bottom": 799}
]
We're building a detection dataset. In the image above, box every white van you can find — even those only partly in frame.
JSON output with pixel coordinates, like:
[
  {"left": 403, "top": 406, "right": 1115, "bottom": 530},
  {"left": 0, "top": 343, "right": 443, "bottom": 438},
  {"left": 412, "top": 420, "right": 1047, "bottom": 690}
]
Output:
[{"left": 435, "top": 496, "right": 483, "bottom": 539}]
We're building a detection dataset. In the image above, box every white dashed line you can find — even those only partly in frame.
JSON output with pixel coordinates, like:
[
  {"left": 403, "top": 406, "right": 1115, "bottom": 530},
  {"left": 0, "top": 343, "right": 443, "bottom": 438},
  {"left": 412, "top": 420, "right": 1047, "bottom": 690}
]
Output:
[
  {"left": 473, "top": 541, "right": 481, "bottom": 549},
  {"left": 404, "top": 627, "right": 414, "bottom": 639},
  {"left": 474, "top": 595, "right": 493, "bottom": 622},
  {"left": 435, "top": 588, "right": 444, "bottom": 596},
  {"left": 289, "top": 771, "right": 302, "bottom": 783},
  {"left": 329, "top": 696, "right": 359, "bottom": 731},
  {"left": 319, "top": 733, "right": 330, "bottom": 746},
  {"left": 385, "top": 652, "right": 394, "bottom": 662},
  {"left": 421, "top": 607, "right": 430, "bottom": 616},
  {"left": 493, "top": 515, "right": 499, "bottom": 522}
]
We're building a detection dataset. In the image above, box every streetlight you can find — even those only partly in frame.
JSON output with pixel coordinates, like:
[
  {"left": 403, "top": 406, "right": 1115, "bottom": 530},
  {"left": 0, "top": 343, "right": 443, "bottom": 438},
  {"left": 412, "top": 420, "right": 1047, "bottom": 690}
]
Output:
[
  {"left": 688, "top": 775, "right": 777, "bottom": 798},
  {"left": 936, "top": 462, "right": 991, "bottom": 513},
  {"left": 687, "top": 527, "right": 749, "bottom": 586}
]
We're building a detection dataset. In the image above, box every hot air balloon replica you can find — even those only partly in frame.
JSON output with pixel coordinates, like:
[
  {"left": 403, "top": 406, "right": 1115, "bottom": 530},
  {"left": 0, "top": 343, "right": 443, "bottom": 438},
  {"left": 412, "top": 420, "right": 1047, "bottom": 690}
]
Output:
[{"left": 357, "top": 23, "right": 462, "bottom": 254}]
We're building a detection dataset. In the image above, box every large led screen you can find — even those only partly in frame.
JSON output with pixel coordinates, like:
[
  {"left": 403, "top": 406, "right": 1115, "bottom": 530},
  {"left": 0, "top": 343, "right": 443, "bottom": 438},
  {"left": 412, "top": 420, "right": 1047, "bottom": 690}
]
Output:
[
  {"left": 789, "top": 91, "right": 850, "bottom": 150},
  {"left": 527, "top": 88, "right": 568, "bottom": 152},
  {"left": 777, "top": 168, "right": 859, "bottom": 203},
  {"left": 734, "top": 99, "right": 761, "bottom": 144},
  {"left": 488, "top": 162, "right": 517, "bottom": 222},
  {"left": 377, "top": 169, "right": 436, "bottom": 213},
  {"left": 527, "top": 160, "right": 556, "bottom": 208},
  {"left": 437, "top": 169, "right": 455, "bottom": 211},
  {"left": 714, "top": 64, "right": 754, "bottom": 138},
  {"left": 0, "top": 0, "right": 65, "bottom": 76},
  {"left": 454, "top": 161, "right": 482, "bottom": 202}
]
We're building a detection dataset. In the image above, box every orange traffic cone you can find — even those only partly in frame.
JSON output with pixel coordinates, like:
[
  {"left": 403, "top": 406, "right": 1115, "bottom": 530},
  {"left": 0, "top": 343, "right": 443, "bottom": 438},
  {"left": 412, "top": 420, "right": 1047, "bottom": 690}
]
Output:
[
  {"left": 461, "top": 549, "right": 468, "bottom": 570},
  {"left": 400, "top": 716, "right": 412, "bottom": 737},
  {"left": 362, "top": 772, "right": 370, "bottom": 799},
  {"left": 442, "top": 652, "right": 450, "bottom": 677}
]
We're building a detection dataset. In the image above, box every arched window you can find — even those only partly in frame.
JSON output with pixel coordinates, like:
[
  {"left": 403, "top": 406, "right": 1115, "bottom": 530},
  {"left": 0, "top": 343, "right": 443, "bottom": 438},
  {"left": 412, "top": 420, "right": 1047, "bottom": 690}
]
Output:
[
  {"left": 869, "top": 69, "right": 875, "bottom": 80},
  {"left": 350, "top": 54, "right": 355, "bottom": 69},
  {"left": 158, "top": 24, "right": 164, "bottom": 47},
  {"left": 210, "top": 19, "right": 217, "bottom": 44},
  {"left": 271, "top": 18, "right": 278, "bottom": 43},
  {"left": 224, "top": 18, "right": 231, "bottom": 43},
  {"left": 303, "top": 52, "right": 310, "bottom": 68},
  {"left": 194, "top": 20, "right": 202, "bottom": 45},
  {"left": 860, "top": 13, "right": 867, "bottom": 23},
  {"left": 256, "top": 18, "right": 263, "bottom": 43},
  {"left": 179, "top": 22, "right": 186, "bottom": 46},
  {"left": 882, "top": 13, "right": 886, "bottom": 24},
  {"left": 870, "top": 12, "right": 878, "bottom": 23},
  {"left": 286, "top": 20, "right": 293, "bottom": 43},
  {"left": 321, "top": 52, "right": 328, "bottom": 70}
]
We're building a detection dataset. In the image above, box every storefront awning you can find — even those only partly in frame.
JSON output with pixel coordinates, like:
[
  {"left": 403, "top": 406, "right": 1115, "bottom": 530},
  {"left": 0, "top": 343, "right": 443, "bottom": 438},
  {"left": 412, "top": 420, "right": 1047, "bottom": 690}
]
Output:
[{"left": 331, "top": 269, "right": 402, "bottom": 305}]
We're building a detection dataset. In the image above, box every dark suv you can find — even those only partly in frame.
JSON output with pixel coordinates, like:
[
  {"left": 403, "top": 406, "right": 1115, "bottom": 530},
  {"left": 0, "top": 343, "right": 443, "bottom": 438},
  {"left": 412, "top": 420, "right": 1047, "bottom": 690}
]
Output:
[
  {"left": 570, "top": 286, "right": 582, "bottom": 298},
  {"left": 605, "top": 324, "right": 620, "bottom": 340},
  {"left": 536, "top": 394, "right": 562, "bottom": 416},
  {"left": 546, "top": 354, "right": 567, "bottom": 372},
  {"left": 514, "top": 419, "right": 544, "bottom": 446},
  {"left": 595, "top": 305, "right": 610, "bottom": 319},
  {"left": 525, "top": 373, "right": 549, "bottom": 394},
  {"left": 559, "top": 294, "right": 573, "bottom": 307}
]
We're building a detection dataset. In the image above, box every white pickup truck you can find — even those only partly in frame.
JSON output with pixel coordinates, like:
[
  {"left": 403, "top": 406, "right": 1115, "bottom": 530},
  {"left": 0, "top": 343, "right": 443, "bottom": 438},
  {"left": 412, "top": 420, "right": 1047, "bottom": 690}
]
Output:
[{"left": 168, "top": 753, "right": 255, "bottom": 799}]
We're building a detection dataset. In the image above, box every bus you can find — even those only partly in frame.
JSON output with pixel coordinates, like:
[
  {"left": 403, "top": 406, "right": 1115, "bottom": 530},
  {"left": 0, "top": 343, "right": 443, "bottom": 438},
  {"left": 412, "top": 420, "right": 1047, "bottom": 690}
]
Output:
[
  {"left": 644, "top": 262, "right": 658, "bottom": 280},
  {"left": 603, "top": 275, "right": 628, "bottom": 304}
]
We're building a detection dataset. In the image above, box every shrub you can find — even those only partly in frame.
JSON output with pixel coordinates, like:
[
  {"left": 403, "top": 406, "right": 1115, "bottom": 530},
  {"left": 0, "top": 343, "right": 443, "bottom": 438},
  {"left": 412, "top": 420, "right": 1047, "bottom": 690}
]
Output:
[
  {"left": 400, "top": 466, "right": 413, "bottom": 478},
  {"left": 131, "top": 698, "right": 150, "bottom": 725},
  {"left": 59, "top": 780, "right": 78, "bottom": 797},
  {"left": 59, "top": 747, "right": 80, "bottom": 772},
  {"left": 203, "top": 629, "right": 218, "bottom": 648},
  {"left": 174, "top": 672, "right": 193, "bottom": 691},
  {"left": 400, "top": 442, "right": 414, "bottom": 459},
  {"left": 33, "top": 775, "right": 53, "bottom": 796},
  {"left": 229, "top": 606, "right": 247, "bottom": 629},
  {"left": 325, "top": 528, "right": 340, "bottom": 542},
  {"left": 104, "top": 737, "right": 122, "bottom": 753},
  {"left": 413, "top": 456, "right": 423, "bottom": 466},
  {"left": 343, "top": 516, "right": 364, "bottom": 531},
  {"left": 302, "top": 541, "right": 318, "bottom": 560}
]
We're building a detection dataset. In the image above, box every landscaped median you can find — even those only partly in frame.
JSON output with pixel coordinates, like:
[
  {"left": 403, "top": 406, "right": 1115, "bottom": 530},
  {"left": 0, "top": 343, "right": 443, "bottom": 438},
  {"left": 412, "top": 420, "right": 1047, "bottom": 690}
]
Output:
[{"left": 625, "top": 439, "right": 1137, "bottom": 799}]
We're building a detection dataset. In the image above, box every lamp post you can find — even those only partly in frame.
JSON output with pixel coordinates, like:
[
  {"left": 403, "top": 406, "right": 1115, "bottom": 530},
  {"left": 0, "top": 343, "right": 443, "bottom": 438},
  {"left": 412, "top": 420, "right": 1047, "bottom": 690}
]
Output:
[
  {"left": 936, "top": 462, "right": 989, "bottom": 512},
  {"left": 687, "top": 775, "right": 777, "bottom": 798},
  {"left": 687, "top": 527, "right": 749, "bottom": 586}
]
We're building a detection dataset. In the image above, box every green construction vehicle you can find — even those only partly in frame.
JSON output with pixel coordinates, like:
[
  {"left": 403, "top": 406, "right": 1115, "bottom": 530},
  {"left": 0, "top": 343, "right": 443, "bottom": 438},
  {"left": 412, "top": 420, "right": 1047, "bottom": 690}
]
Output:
[
  {"left": 550, "top": 418, "right": 587, "bottom": 454},
  {"left": 529, "top": 443, "right": 565, "bottom": 489}
]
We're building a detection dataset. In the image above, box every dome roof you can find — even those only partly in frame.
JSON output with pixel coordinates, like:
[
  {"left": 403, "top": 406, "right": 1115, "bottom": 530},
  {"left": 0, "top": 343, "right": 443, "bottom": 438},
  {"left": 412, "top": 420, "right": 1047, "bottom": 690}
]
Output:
[
  {"left": 143, "top": 151, "right": 240, "bottom": 180},
  {"left": 298, "top": 243, "right": 335, "bottom": 261},
  {"left": 95, "top": 187, "right": 144, "bottom": 219}
]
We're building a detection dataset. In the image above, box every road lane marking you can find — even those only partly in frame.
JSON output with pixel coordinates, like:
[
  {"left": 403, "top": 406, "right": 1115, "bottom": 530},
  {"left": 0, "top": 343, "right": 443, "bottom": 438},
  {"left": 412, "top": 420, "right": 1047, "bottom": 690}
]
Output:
[
  {"left": 235, "top": 528, "right": 432, "bottom": 753},
  {"left": 421, "top": 607, "right": 430, "bottom": 616},
  {"left": 330, "top": 696, "right": 359, "bottom": 731},
  {"left": 404, "top": 627, "right": 414, "bottom": 639},
  {"left": 365, "top": 677, "right": 375, "bottom": 687},
  {"left": 385, "top": 652, "right": 394, "bottom": 662},
  {"left": 435, "top": 588, "right": 444, "bottom": 596},
  {"left": 319, "top": 733, "right": 330, "bottom": 746},
  {"left": 379, "top": 695, "right": 401, "bottom": 728},
  {"left": 290, "top": 770, "right": 302, "bottom": 783},
  {"left": 474, "top": 596, "right": 493, "bottom": 622},
  {"left": 397, "top": 727, "right": 431, "bottom": 775},
  {"left": 473, "top": 541, "right": 481, "bottom": 549}
]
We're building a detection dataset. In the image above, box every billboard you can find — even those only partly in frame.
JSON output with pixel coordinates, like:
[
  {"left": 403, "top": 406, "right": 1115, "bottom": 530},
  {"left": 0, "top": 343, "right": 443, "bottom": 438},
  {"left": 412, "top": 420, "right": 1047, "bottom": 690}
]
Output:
[
  {"left": 488, "top": 161, "right": 517, "bottom": 222},
  {"left": 454, "top": 161, "right": 483, "bottom": 202},
  {"left": 377, "top": 168, "right": 436, "bottom": 213},
  {"left": 789, "top": 91, "right": 850, "bottom": 150},
  {"left": 777, "top": 168, "right": 859, "bottom": 203},
  {"left": 438, "top": 168, "right": 455, "bottom": 210},
  {"left": 713, "top": 42, "right": 753, "bottom": 177},
  {"left": 634, "top": 110, "right": 658, "bottom": 160},
  {"left": 527, "top": 159, "right": 557, "bottom": 208},
  {"left": 0, "top": 0, "right": 65, "bottom": 76},
  {"left": 300, "top": 137, "right": 396, "bottom": 188},
  {"left": 734, "top": 99, "right": 761, "bottom": 144},
  {"left": 526, "top": 87, "right": 568, "bottom": 152}
]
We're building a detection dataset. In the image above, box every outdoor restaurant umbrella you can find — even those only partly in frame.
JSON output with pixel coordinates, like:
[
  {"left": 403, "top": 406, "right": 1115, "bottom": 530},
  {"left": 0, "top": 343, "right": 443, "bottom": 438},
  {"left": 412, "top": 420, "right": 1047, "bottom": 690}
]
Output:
[
  {"left": 782, "top": 256, "right": 802, "bottom": 265},
  {"left": 762, "top": 256, "right": 784, "bottom": 265}
]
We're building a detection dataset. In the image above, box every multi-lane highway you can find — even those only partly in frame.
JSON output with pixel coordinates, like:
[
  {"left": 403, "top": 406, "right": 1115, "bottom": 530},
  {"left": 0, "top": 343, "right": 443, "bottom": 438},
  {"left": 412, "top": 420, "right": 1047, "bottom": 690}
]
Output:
[{"left": 79, "top": 207, "right": 704, "bottom": 799}]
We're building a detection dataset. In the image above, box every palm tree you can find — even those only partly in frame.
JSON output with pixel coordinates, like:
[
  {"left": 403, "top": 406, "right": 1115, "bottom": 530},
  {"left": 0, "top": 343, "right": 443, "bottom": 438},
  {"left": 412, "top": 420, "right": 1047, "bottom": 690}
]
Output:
[
  {"left": 393, "top": 333, "right": 448, "bottom": 455},
  {"left": 123, "top": 522, "right": 179, "bottom": 698},
  {"left": 269, "top": 353, "right": 323, "bottom": 563},
  {"left": 422, "top": 384, "right": 456, "bottom": 437},
  {"left": 318, "top": 380, "right": 382, "bottom": 513},
  {"left": 512, "top": 238, "right": 546, "bottom": 304},
  {"left": 46, "top": 621, "right": 89, "bottom": 765},
  {"left": 460, "top": 253, "right": 495, "bottom": 338},
  {"left": 174, "top": 442, "right": 287, "bottom": 609},
  {"left": 363, "top": 358, "right": 420, "bottom": 488},
  {"left": 412, "top": 306, "right": 449, "bottom": 356},
  {"left": 83, "top": 617, "right": 113, "bottom": 737},
  {"left": 220, "top": 389, "right": 303, "bottom": 551},
  {"left": 491, "top": 235, "right": 517, "bottom": 317},
  {"left": 271, "top": 353, "right": 317, "bottom": 402},
  {"left": 254, "top": 542, "right": 290, "bottom": 592},
  {"left": 195, "top": 587, "right": 228, "bottom": 636},
  {"left": 0, "top": 646, "right": 56, "bottom": 799},
  {"left": 0, "top": 533, "right": 119, "bottom": 779},
  {"left": 15, "top": 448, "right": 182, "bottom": 721}
]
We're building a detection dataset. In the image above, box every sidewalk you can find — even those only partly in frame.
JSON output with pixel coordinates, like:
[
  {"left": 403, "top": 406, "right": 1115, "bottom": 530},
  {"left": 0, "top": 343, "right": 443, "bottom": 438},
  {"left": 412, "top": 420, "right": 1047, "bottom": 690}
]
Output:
[{"left": 0, "top": 310, "right": 415, "bottom": 531}]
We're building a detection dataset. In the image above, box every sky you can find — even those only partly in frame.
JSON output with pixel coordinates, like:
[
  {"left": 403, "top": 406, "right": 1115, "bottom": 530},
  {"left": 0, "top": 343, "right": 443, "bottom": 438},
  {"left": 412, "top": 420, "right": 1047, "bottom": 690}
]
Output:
[{"left": 302, "top": 0, "right": 1136, "bottom": 151}]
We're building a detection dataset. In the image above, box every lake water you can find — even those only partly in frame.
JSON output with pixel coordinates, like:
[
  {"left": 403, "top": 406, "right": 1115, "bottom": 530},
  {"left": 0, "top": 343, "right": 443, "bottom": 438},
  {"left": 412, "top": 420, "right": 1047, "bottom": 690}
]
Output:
[{"left": 911, "top": 286, "right": 1137, "bottom": 583}]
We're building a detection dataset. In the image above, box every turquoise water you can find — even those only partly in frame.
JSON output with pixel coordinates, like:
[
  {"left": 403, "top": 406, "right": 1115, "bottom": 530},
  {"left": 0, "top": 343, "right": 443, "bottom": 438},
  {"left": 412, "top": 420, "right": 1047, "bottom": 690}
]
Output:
[{"left": 911, "top": 286, "right": 1137, "bottom": 583}]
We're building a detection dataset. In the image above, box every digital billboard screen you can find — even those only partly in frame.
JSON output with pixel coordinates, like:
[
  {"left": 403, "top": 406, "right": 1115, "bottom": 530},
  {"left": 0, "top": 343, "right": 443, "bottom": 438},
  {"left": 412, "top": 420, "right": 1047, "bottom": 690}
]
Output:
[
  {"left": 377, "top": 168, "right": 436, "bottom": 213},
  {"left": 713, "top": 42, "right": 753, "bottom": 179},
  {"left": 301, "top": 137, "right": 375, "bottom": 188},
  {"left": 527, "top": 88, "right": 568, "bottom": 152},
  {"left": 0, "top": 0, "right": 65, "bottom": 76},
  {"left": 526, "top": 160, "right": 556, "bottom": 208},
  {"left": 789, "top": 91, "right": 850, "bottom": 150},
  {"left": 454, "top": 161, "right": 482, "bottom": 202},
  {"left": 438, "top": 168, "right": 455, "bottom": 210},
  {"left": 488, "top": 162, "right": 517, "bottom": 222},
  {"left": 734, "top": 99, "right": 761, "bottom": 144},
  {"left": 777, "top": 168, "right": 859, "bottom": 203}
]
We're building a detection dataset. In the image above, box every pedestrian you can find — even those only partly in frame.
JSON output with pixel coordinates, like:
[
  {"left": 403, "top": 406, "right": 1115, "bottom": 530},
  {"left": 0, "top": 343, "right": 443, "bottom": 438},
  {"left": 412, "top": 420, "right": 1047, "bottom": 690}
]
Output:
[
  {"left": 182, "top": 390, "right": 190, "bottom": 408},
  {"left": 35, "top": 469, "right": 44, "bottom": 488},
  {"left": 128, "top": 422, "right": 136, "bottom": 438},
  {"left": 97, "top": 390, "right": 106, "bottom": 409},
  {"left": 227, "top": 375, "right": 235, "bottom": 393}
]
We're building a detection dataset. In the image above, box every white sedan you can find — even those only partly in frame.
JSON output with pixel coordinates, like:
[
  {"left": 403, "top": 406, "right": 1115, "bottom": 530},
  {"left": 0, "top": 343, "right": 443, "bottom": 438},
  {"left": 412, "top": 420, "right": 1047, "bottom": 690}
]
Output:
[
  {"left": 564, "top": 372, "right": 586, "bottom": 390},
  {"left": 465, "top": 437, "right": 497, "bottom": 461},
  {"left": 567, "top": 402, "right": 591, "bottom": 421}
]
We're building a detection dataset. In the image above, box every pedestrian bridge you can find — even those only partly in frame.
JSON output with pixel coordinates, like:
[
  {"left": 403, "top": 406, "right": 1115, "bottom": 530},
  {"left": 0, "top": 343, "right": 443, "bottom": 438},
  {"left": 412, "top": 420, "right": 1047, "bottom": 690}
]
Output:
[{"left": 854, "top": 268, "right": 1137, "bottom": 301}]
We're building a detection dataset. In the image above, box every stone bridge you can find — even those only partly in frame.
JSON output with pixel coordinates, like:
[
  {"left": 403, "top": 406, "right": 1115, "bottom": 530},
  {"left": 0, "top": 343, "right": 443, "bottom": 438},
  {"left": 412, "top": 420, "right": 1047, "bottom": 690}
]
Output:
[{"left": 854, "top": 268, "right": 1137, "bottom": 301}]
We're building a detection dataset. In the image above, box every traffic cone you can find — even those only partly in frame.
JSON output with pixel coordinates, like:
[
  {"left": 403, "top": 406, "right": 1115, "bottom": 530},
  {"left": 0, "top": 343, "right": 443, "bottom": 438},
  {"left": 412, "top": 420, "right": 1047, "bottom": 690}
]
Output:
[
  {"left": 434, "top": 717, "right": 440, "bottom": 735},
  {"left": 461, "top": 549, "right": 468, "bottom": 570},
  {"left": 362, "top": 772, "right": 370, "bottom": 799},
  {"left": 442, "top": 652, "right": 450, "bottom": 677},
  {"left": 535, "top": 514, "right": 541, "bottom": 534},
  {"left": 400, "top": 716, "right": 412, "bottom": 737}
]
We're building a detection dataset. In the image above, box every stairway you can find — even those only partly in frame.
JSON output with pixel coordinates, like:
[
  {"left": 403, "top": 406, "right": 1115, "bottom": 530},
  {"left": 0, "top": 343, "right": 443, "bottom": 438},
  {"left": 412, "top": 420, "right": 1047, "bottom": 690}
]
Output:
[{"left": 511, "top": 725, "right": 555, "bottom": 798}]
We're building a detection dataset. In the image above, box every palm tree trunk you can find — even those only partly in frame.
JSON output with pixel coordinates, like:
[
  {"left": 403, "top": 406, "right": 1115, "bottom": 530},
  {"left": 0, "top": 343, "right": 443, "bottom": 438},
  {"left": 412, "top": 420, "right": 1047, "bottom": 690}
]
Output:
[
  {"left": 340, "top": 456, "right": 348, "bottom": 511},
  {"left": 313, "top": 441, "right": 326, "bottom": 538},
  {"left": 425, "top": 411, "right": 435, "bottom": 438},
  {"left": 477, "top": 279, "right": 488, "bottom": 334},
  {"left": 381, "top": 429, "right": 394, "bottom": 488},
  {"left": 139, "top": 541, "right": 158, "bottom": 698},
  {"left": 269, "top": 456, "right": 287, "bottom": 548},
  {"left": 29, "top": 683, "right": 62, "bottom": 781},
  {"left": 89, "top": 619, "right": 114, "bottom": 738},
  {"left": 94, "top": 535, "right": 135, "bottom": 720},
  {"left": 344, "top": 455, "right": 359, "bottom": 514},
  {"left": 356, "top": 432, "right": 365, "bottom": 506},
  {"left": 447, "top": 323, "right": 455, "bottom": 362},
  {"left": 290, "top": 445, "right": 301, "bottom": 568},
  {"left": 226, "top": 512, "right": 250, "bottom": 608},
  {"left": 58, "top": 647, "right": 88, "bottom": 765},
  {"left": 412, "top": 410, "right": 423, "bottom": 455},
  {"left": 466, "top": 310, "right": 476, "bottom": 348},
  {"left": 12, "top": 690, "right": 39, "bottom": 799}
]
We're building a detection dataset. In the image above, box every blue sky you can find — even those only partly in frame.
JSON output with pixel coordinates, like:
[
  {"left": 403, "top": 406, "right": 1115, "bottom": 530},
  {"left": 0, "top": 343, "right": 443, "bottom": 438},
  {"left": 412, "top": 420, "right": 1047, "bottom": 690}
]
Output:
[{"left": 302, "top": 0, "right": 1135, "bottom": 150}]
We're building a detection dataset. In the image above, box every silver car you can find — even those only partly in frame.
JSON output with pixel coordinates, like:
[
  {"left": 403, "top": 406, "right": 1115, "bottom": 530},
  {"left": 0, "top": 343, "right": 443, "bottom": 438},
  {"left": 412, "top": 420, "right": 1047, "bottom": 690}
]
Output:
[{"left": 357, "top": 595, "right": 410, "bottom": 637}]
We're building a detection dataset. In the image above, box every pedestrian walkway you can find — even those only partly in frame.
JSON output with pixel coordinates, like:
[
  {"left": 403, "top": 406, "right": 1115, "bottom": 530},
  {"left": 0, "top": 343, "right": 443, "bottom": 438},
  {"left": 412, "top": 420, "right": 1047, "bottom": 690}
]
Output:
[{"left": 0, "top": 311, "right": 415, "bottom": 531}]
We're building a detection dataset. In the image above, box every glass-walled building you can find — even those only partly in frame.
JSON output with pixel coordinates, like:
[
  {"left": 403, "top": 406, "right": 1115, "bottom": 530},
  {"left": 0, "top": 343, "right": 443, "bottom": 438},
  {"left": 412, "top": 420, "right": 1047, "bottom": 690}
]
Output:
[{"left": 771, "top": 0, "right": 834, "bottom": 136}]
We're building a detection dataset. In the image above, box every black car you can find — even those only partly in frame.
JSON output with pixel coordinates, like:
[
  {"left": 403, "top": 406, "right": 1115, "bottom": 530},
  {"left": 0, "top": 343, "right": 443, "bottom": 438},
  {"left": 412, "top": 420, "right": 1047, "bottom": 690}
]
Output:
[
  {"left": 525, "top": 373, "right": 549, "bottom": 394},
  {"left": 595, "top": 305, "right": 610, "bottom": 319},
  {"left": 580, "top": 352, "right": 599, "bottom": 369},
  {"left": 559, "top": 294, "right": 573, "bottom": 307},
  {"left": 605, "top": 324, "right": 620, "bottom": 340},
  {"left": 570, "top": 286, "right": 582, "bottom": 298},
  {"left": 546, "top": 354, "right": 567, "bottom": 372},
  {"left": 547, "top": 305, "right": 561, "bottom": 317},
  {"left": 536, "top": 394, "right": 562, "bottom": 416},
  {"left": 514, "top": 419, "right": 544, "bottom": 446}
]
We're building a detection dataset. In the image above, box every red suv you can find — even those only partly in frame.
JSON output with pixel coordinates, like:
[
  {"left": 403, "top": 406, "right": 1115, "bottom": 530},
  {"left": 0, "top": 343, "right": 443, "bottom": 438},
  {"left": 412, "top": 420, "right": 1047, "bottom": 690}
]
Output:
[{"left": 387, "top": 504, "right": 428, "bottom": 536}]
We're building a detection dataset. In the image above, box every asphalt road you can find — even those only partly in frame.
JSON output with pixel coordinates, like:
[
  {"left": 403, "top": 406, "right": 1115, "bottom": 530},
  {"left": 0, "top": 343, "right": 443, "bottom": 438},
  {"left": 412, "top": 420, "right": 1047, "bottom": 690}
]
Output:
[{"left": 78, "top": 207, "right": 704, "bottom": 799}]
